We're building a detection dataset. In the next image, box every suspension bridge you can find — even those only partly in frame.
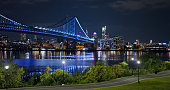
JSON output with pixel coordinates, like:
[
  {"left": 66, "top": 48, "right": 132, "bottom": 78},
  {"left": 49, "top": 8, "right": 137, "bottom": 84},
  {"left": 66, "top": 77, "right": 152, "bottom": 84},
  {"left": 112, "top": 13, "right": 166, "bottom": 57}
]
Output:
[{"left": 0, "top": 13, "right": 93, "bottom": 43}]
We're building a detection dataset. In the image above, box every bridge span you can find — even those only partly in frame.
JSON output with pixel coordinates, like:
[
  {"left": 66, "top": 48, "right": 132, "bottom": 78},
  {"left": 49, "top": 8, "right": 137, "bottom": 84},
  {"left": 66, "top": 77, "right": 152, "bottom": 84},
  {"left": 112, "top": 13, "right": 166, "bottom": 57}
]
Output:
[{"left": 0, "top": 14, "right": 94, "bottom": 43}]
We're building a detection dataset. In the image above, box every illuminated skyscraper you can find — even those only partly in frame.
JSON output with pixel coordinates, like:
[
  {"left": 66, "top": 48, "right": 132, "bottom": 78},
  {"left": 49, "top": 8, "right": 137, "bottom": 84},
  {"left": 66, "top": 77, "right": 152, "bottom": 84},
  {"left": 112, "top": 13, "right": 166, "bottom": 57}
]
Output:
[
  {"left": 20, "top": 33, "right": 26, "bottom": 41},
  {"left": 150, "top": 40, "right": 152, "bottom": 44},
  {"left": 93, "top": 32, "right": 97, "bottom": 39},
  {"left": 113, "top": 36, "right": 124, "bottom": 49},
  {"left": 106, "top": 33, "right": 109, "bottom": 39},
  {"left": 136, "top": 40, "right": 140, "bottom": 45},
  {"left": 102, "top": 26, "right": 106, "bottom": 39}
]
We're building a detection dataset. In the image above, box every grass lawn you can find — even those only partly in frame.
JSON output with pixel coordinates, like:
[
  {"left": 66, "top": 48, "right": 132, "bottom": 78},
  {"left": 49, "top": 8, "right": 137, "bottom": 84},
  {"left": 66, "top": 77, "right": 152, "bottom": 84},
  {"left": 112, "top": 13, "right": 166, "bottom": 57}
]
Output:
[{"left": 89, "top": 76, "right": 170, "bottom": 90}]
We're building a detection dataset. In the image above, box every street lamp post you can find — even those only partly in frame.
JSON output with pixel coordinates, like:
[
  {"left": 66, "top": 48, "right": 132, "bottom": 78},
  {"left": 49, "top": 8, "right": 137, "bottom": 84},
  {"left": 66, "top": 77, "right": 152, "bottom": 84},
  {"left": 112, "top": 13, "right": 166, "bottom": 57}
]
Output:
[
  {"left": 62, "top": 61, "right": 65, "bottom": 86},
  {"left": 5, "top": 65, "right": 9, "bottom": 90},
  {"left": 131, "top": 58, "right": 134, "bottom": 75},
  {"left": 137, "top": 61, "right": 140, "bottom": 84}
]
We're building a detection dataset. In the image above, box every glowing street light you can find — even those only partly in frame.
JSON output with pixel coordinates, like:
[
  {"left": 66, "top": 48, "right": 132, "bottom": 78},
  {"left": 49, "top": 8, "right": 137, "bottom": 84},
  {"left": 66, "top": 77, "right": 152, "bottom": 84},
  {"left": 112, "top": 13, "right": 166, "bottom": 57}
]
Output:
[
  {"left": 62, "top": 61, "right": 65, "bottom": 64},
  {"left": 137, "top": 61, "right": 140, "bottom": 64},
  {"left": 137, "top": 61, "right": 141, "bottom": 84},
  {"left": 131, "top": 58, "right": 134, "bottom": 61},
  {"left": 62, "top": 61, "right": 65, "bottom": 86},
  {"left": 5, "top": 65, "right": 9, "bottom": 70}
]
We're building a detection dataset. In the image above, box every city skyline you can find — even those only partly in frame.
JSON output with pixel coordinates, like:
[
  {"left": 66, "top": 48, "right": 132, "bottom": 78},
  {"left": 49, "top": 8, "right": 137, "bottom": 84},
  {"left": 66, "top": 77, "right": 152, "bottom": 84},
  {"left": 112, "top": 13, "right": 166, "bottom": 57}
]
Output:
[
  {"left": 0, "top": 0, "right": 170, "bottom": 43},
  {"left": 0, "top": 1, "right": 170, "bottom": 89}
]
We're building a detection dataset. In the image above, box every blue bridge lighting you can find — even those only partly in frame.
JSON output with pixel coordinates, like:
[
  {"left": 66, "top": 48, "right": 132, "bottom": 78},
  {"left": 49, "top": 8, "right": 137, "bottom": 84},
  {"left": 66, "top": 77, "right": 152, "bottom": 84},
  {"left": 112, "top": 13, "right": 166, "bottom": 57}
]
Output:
[{"left": 0, "top": 14, "right": 94, "bottom": 43}]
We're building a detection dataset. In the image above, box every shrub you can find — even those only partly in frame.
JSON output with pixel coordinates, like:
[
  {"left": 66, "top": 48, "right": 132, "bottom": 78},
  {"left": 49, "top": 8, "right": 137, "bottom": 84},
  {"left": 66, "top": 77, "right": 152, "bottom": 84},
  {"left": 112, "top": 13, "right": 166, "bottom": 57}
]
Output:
[
  {"left": 39, "top": 73, "right": 56, "bottom": 86},
  {"left": 112, "top": 64, "right": 124, "bottom": 78},
  {"left": 122, "top": 69, "right": 133, "bottom": 76},
  {"left": 0, "top": 67, "right": 5, "bottom": 88},
  {"left": 161, "top": 61, "right": 170, "bottom": 70},
  {"left": 140, "top": 53, "right": 162, "bottom": 74},
  {"left": 52, "top": 69, "right": 74, "bottom": 85}
]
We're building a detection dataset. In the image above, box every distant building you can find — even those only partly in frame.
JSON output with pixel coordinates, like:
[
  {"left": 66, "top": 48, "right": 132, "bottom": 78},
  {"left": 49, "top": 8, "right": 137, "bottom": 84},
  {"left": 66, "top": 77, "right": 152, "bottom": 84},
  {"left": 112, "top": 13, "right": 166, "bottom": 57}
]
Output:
[
  {"left": 169, "top": 41, "right": 170, "bottom": 47},
  {"left": 102, "top": 26, "right": 106, "bottom": 39},
  {"left": 150, "top": 40, "right": 152, "bottom": 44},
  {"left": 145, "top": 43, "right": 167, "bottom": 51},
  {"left": 0, "top": 34, "right": 8, "bottom": 44},
  {"left": 106, "top": 33, "right": 109, "bottom": 39},
  {"left": 100, "top": 39, "right": 114, "bottom": 49},
  {"left": 20, "top": 33, "right": 26, "bottom": 41},
  {"left": 100, "top": 36, "right": 125, "bottom": 50},
  {"left": 113, "top": 36, "right": 125, "bottom": 49},
  {"left": 136, "top": 40, "right": 140, "bottom": 45},
  {"left": 93, "top": 32, "right": 97, "bottom": 39},
  {"left": 92, "top": 32, "right": 99, "bottom": 49}
]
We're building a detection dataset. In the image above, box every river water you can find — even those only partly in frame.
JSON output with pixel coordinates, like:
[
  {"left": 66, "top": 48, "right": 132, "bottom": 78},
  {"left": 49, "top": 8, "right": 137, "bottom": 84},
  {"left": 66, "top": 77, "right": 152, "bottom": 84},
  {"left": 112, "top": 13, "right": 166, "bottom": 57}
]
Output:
[{"left": 0, "top": 51, "right": 170, "bottom": 73}]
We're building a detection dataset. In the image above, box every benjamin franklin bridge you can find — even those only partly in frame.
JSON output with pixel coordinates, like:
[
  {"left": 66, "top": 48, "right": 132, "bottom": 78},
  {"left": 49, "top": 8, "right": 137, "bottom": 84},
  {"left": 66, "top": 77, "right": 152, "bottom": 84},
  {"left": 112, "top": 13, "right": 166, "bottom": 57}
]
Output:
[{"left": 0, "top": 13, "right": 94, "bottom": 43}]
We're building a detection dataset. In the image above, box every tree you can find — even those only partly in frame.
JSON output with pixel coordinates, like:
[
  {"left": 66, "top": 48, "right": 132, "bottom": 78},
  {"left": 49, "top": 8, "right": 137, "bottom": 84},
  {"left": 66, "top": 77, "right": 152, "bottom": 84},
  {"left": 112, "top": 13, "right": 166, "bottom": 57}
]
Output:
[
  {"left": 0, "top": 67, "right": 5, "bottom": 88},
  {"left": 45, "top": 66, "right": 52, "bottom": 74},
  {"left": 161, "top": 61, "right": 170, "bottom": 70},
  {"left": 52, "top": 69, "right": 74, "bottom": 85},
  {"left": 120, "top": 61, "right": 128, "bottom": 69},
  {"left": 140, "top": 53, "right": 162, "bottom": 74},
  {"left": 0, "top": 58, "right": 24, "bottom": 88},
  {"left": 112, "top": 64, "right": 124, "bottom": 78},
  {"left": 39, "top": 73, "right": 56, "bottom": 86},
  {"left": 82, "top": 62, "right": 106, "bottom": 83},
  {"left": 102, "top": 66, "right": 116, "bottom": 80},
  {"left": 39, "top": 66, "right": 56, "bottom": 86}
]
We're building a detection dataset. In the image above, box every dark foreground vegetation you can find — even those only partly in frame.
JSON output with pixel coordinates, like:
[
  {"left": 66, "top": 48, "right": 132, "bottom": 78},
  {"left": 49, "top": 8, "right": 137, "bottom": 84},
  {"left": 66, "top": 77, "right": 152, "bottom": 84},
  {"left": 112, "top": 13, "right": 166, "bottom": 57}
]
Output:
[{"left": 0, "top": 53, "right": 170, "bottom": 88}]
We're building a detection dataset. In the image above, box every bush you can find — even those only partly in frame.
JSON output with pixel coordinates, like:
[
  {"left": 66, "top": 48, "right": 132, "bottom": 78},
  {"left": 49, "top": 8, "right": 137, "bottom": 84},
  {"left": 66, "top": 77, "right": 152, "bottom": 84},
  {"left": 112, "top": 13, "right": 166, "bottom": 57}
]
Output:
[
  {"left": 112, "top": 64, "right": 124, "bottom": 78},
  {"left": 0, "top": 67, "right": 5, "bottom": 88},
  {"left": 140, "top": 53, "right": 162, "bottom": 74},
  {"left": 161, "top": 61, "right": 170, "bottom": 70},
  {"left": 122, "top": 69, "right": 133, "bottom": 76},
  {"left": 39, "top": 73, "right": 56, "bottom": 86},
  {"left": 52, "top": 69, "right": 74, "bottom": 85},
  {"left": 102, "top": 66, "right": 116, "bottom": 81},
  {"left": 84, "top": 62, "right": 107, "bottom": 83}
]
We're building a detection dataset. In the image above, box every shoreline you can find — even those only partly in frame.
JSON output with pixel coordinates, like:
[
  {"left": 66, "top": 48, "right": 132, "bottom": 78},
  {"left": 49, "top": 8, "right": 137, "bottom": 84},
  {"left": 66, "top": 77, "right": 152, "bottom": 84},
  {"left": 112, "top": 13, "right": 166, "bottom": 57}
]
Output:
[{"left": 0, "top": 49, "right": 169, "bottom": 52}]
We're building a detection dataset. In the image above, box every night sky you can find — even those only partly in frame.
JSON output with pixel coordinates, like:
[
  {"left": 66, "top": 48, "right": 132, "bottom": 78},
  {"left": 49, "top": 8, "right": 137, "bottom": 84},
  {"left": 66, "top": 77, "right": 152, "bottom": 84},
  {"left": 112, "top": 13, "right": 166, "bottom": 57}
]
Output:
[{"left": 0, "top": 0, "right": 170, "bottom": 43}]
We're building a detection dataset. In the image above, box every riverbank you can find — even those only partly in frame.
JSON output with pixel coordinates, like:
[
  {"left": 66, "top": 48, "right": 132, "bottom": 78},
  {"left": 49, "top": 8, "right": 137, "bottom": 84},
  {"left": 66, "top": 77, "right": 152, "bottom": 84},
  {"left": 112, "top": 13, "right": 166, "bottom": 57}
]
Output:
[{"left": 0, "top": 49, "right": 169, "bottom": 52}]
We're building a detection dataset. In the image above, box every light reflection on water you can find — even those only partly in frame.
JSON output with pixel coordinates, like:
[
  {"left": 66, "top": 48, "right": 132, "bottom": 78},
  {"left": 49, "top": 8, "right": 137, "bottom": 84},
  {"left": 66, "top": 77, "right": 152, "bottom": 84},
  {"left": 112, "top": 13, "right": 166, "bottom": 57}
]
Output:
[{"left": 0, "top": 51, "right": 169, "bottom": 73}]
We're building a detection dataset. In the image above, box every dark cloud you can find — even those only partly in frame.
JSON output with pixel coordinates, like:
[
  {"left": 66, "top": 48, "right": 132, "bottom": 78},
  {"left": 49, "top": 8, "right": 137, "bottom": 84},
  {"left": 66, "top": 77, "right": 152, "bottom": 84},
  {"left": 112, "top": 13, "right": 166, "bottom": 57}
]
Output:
[
  {"left": 0, "top": 0, "right": 49, "bottom": 4},
  {"left": 110, "top": 0, "right": 170, "bottom": 11}
]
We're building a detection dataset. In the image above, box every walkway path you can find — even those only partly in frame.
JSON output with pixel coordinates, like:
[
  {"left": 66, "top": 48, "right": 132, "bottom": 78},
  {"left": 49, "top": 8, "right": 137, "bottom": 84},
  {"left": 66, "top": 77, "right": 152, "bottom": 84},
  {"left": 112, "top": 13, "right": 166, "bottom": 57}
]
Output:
[{"left": 4, "top": 70, "right": 170, "bottom": 90}]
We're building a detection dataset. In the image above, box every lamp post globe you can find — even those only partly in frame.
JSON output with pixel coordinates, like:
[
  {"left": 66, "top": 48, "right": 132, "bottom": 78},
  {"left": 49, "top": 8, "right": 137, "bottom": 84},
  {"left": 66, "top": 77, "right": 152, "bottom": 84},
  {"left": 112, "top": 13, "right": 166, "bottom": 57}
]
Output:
[
  {"left": 62, "top": 61, "right": 65, "bottom": 64},
  {"left": 131, "top": 58, "right": 134, "bottom": 61},
  {"left": 137, "top": 61, "right": 140, "bottom": 64},
  {"left": 5, "top": 65, "right": 9, "bottom": 70}
]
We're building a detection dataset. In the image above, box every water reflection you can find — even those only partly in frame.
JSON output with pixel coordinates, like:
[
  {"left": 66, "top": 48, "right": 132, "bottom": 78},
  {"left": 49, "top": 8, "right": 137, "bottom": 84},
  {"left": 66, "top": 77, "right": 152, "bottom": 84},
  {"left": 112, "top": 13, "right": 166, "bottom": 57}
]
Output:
[{"left": 0, "top": 51, "right": 169, "bottom": 73}]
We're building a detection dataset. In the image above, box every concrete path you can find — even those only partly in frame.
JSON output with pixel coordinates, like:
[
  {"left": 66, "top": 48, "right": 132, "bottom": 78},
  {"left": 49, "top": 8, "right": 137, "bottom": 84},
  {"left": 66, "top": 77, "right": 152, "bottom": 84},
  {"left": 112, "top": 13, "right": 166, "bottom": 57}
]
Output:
[{"left": 2, "top": 70, "right": 170, "bottom": 90}]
